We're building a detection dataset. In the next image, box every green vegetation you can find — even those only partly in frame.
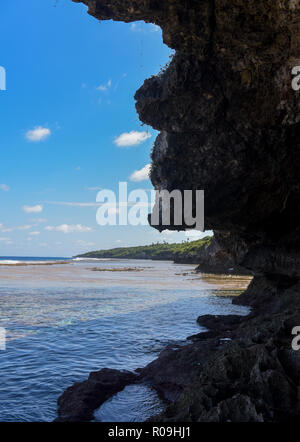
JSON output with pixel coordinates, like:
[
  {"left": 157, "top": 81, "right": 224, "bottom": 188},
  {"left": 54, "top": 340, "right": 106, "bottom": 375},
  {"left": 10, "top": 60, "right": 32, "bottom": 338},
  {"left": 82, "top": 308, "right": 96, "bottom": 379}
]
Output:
[{"left": 77, "top": 236, "right": 213, "bottom": 263}]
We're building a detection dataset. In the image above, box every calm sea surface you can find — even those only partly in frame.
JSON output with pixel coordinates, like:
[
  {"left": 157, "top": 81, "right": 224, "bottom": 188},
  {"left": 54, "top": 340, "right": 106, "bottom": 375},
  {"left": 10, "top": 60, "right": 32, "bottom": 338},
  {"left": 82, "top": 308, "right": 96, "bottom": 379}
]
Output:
[{"left": 0, "top": 257, "right": 250, "bottom": 422}]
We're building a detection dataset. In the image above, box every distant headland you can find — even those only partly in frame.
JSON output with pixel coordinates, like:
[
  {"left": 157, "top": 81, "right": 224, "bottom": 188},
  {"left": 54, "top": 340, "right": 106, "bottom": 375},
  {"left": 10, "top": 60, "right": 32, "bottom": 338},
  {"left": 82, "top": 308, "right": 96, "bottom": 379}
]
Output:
[{"left": 76, "top": 236, "right": 250, "bottom": 275}]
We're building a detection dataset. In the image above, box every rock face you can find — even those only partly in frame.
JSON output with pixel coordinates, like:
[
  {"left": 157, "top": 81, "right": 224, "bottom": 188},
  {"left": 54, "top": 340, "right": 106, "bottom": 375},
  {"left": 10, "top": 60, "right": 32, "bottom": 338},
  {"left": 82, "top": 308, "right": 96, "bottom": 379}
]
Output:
[
  {"left": 190, "top": 237, "right": 249, "bottom": 274},
  {"left": 68, "top": 0, "right": 300, "bottom": 422},
  {"left": 73, "top": 0, "right": 300, "bottom": 279}
]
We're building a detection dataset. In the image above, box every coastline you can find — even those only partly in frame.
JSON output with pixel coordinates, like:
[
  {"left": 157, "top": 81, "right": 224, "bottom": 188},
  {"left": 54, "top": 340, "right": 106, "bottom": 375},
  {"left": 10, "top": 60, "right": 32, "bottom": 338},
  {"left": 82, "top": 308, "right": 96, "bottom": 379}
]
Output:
[
  {"left": 55, "top": 274, "right": 252, "bottom": 422},
  {"left": 56, "top": 274, "right": 300, "bottom": 422},
  {"left": 0, "top": 259, "right": 251, "bottom": 421},
  {"left": 76, "top": 237, "right": 252, "bottom": 276}
]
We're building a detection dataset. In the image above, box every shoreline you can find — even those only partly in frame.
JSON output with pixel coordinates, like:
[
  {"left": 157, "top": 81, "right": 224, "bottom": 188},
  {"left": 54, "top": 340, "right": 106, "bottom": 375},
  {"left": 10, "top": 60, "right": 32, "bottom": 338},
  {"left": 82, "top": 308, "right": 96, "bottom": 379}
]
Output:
[
  {"left": 56, "top": 274, "right": 300, "bottom": 422},
  {"left": 55, "top": 276, "right": 252, "bottom": 422}
]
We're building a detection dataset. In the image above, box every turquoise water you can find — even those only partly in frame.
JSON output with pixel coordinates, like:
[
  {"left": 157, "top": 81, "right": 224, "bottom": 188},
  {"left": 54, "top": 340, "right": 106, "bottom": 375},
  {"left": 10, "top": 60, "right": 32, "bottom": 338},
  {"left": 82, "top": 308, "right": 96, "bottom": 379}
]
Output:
[{"left": 0, "top": 259, "right": 250, "bottom": 421}]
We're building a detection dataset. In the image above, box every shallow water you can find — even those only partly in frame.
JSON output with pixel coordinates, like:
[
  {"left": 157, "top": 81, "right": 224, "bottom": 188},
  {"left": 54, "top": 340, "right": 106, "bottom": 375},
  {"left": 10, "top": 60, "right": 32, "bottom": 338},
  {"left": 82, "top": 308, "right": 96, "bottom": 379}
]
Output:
[
  {"left": 0, "top": 259, "right": 251, "bottom": 422},
  {"left": 94, "top": 384, "right": 165, "bottom": 422}
]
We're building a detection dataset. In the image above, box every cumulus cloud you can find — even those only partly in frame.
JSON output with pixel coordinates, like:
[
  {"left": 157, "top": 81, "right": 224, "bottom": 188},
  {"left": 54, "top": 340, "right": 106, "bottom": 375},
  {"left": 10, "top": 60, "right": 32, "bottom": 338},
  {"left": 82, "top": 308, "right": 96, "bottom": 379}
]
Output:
[
  {"left": 29, "top": 231, "right": 40, "bottom": 236},
  {"left": 130, "top": 164, "right": 151, "bottom": 182},
  {"left": 114, "top": 131, "right": 151, "bottom": 147},
  {"left": 96, "top": 79, "right": 112, "bottom": 92},
  {"left": 0, "top": 184, "right": 10, "bottom": 191},
  {"left": 45, "top": 224, "right": 93, "bottom": 234},
  {"left": 22, "top": 205, "right": 43, "bottom": 213},
  {"left": 26, "top": 127, "right": 51, "bottom": 142}
]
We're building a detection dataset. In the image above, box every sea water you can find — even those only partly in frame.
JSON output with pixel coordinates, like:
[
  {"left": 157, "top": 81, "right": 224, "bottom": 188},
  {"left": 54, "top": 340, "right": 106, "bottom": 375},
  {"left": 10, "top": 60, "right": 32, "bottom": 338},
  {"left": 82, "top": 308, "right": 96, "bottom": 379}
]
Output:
[{"left": 0, "top": 258, "right": 250, "bottom": 421}]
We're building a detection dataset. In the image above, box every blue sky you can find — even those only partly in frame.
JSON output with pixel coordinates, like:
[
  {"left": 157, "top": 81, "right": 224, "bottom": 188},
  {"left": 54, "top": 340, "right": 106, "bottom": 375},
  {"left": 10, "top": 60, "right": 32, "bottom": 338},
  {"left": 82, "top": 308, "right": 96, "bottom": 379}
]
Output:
[{"left": 0, "top": 0, "right": 211, "bottom": 257}]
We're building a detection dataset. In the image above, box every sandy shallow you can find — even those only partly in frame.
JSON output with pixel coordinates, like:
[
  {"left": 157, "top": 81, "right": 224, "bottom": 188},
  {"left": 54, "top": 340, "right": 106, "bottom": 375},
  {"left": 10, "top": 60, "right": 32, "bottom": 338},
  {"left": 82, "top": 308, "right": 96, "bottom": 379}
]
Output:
[{"left": 0, "top": 259, "right": 252, "bottom": 291}]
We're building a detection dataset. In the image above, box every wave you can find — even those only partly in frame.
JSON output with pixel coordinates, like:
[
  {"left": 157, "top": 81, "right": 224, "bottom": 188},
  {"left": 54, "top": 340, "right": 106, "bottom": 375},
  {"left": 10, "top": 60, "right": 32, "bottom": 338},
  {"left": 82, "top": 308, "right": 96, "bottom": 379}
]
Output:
[
  {"left": 72, "top": 257, "right": 111, "bottom": 262},
  {"left": 0, "top": 260, "right": 68, "bottom": 266},
  {"left": 0, "top": 260, "right": 22, "bottom": 265}
]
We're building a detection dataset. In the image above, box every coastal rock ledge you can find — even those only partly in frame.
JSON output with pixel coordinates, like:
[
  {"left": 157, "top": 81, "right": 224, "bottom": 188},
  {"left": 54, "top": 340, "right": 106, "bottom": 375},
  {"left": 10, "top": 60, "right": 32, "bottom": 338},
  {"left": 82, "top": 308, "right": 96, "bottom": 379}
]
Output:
[{"left": 58, "top": 0, "right": 300, "bottom": 422}]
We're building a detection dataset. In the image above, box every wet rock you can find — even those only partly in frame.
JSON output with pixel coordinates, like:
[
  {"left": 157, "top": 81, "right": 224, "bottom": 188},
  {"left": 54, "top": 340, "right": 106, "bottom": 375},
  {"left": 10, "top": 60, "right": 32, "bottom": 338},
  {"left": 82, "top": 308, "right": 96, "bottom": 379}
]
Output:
[
  {"left": 148, "top": 276, "right": 300, "bottom": 422},
  {"left": 56, "top": 368, "right": 137, "bottom": 422}
]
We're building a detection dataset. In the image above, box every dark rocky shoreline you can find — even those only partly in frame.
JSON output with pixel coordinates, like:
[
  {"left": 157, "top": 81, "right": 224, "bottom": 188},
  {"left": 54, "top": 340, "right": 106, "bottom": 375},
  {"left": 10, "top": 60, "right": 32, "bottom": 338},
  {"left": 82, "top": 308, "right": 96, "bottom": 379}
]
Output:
[{"left": 56, "top": 274, "right": 300, "bottom": 422}]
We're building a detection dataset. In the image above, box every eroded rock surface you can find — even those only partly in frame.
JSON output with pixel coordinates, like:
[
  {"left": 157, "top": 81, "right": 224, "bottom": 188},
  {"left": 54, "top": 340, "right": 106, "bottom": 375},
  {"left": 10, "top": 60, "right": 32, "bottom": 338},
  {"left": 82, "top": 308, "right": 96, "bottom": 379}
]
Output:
[{"left": 73, "top": 0, "right": 300, "bottom": 278}]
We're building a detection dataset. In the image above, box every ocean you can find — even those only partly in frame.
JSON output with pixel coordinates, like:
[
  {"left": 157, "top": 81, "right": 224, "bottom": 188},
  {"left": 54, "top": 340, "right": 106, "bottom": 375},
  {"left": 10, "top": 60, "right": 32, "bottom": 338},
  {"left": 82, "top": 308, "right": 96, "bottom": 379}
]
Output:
[{"left": 0, "top": 257, "right": 251, "bottom": 422}]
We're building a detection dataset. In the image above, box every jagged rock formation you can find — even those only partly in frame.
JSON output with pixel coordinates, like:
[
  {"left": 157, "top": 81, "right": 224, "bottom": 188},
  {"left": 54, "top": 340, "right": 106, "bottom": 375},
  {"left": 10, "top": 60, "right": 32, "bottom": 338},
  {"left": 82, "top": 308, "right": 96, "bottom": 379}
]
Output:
[
  {"left": 66, "top": 0, "right": 300, "bottom": 422},
  {"left": 190, "top": 236, "right": 248, "bottom": 274},
  {"left": 73, "top": 0, "right": 300, "bottom": 278}
]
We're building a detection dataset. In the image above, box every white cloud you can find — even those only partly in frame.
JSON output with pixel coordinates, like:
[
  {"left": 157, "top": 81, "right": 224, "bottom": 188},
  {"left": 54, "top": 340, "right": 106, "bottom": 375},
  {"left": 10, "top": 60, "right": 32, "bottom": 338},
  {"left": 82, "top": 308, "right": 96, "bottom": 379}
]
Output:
[
  {"left": 46, "top": 201, "right": 101, "bottom": 207},
  {"left": 22, "top": 205, "right": 43, "bottom": 213},
  {"left": 130, "top": 22, "right": 160, "bottom": 33},
  {"left": 114, "top": 131, "right": 151, "bottom": 147},
  {"left": 45, "top": 224, "right": 93, "bottom": 234},
  {"left": 130, "top": 164, "right": 151, "bottom": 182},
  {"left": 130, "top": 23, "right": 140, "bottom": 32},
  {"left": 29, "top": 231, "right": 40, "bottom": 236},
  {"left": 26, "top": 126, "right": 51, "bottom": 142},
  {"left": 45, "top": 201, "right": 152, "bottom": 210},
  {"left": 17, "top": 225, "right": 32, "bottom": 230},
  {"left": 30, "top": 218, "right": 47, "bottom": 224},
  {"left": 0, "top": 237, "right": 11, "bottom": 241},
  {"left": 0, "top": 184, "right": 10, "bottom": 191},
  {"left": 130, "top": 23, "right": 145, "bottom": 32},
  {"left": 0, "top": 223, "right": 33, "bottom": 232},
  {"left": 96, "top": 79, "right": 112, "bottom": 92}
]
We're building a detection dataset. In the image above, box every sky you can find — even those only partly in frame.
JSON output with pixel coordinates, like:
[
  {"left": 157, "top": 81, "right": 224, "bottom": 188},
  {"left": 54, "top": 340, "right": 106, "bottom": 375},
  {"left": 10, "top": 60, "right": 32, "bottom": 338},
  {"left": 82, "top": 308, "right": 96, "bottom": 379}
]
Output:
[{"left": 0, "top": 0, "right": 211, "bottom": 257}]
